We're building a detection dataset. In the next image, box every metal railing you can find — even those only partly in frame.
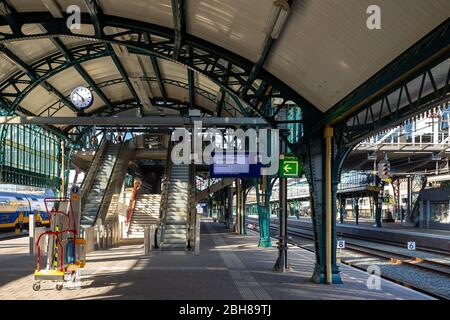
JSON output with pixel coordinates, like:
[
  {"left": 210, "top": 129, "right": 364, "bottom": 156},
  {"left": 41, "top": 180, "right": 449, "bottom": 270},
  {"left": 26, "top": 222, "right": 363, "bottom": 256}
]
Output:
[
  {"left": 95, "top": 141, "right": 128, "bottom": 224},
  {"left": 158, "top": 141, "right": 174, "bottom": 245},
  {"left": 338, "top": 171, "right": 378, "bottom": 191},
  {"left": 125, "top": 179, "right": 140, "bottom": 227},
  {"left": 80, "top": 136, "right": 107, "bottom": 208}
]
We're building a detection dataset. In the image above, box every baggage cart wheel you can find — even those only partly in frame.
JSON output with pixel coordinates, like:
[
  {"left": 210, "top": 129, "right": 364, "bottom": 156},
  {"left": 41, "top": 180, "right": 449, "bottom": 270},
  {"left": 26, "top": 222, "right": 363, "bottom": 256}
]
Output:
[
  {"left": 56, "top": 283, "right": 63, "bottom": 291},
  {"left": 32, "top": 282, "right": 41, "bottom": 291}
]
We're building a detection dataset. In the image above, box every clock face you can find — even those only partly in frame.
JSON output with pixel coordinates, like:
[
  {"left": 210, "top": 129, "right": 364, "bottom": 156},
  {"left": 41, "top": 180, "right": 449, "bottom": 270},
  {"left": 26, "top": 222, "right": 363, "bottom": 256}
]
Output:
[{"left": 70, "top": 86, "right": 94, "bottom": 110}]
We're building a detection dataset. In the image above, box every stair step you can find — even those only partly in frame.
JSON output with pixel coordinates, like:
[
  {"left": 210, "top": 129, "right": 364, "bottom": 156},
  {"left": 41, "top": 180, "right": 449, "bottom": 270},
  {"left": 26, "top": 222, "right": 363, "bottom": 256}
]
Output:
[{"left": 161, "top": 244, "right": 186, "bottom": 250}]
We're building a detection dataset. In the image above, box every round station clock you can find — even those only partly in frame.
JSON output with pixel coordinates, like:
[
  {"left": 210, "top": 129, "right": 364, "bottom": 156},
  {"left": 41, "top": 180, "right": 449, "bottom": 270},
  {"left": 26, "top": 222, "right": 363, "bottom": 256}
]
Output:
[{"left": 70, "top": 86, "right": 94, "bottom": 110}]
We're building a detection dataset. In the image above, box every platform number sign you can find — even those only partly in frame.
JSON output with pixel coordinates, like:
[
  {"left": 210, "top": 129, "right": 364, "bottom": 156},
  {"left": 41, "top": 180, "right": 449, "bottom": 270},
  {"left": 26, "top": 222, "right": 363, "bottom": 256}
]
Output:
[
  {"left": 337, "top": 240, "right": 346, "bottom": 249},
  {"left": 71, "top": 186, "right": 80, "bottom": 194},
  {"left": 407, "top": 241, "right": 416, "bottom": 250}
]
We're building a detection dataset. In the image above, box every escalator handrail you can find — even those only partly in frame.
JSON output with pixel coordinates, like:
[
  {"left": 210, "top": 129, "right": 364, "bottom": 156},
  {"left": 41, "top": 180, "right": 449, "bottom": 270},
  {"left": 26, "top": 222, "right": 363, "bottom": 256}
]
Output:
[
  {"left": 125, "top": 179, "right": 140, "bottom": 226},
  {"left": 94, "top": 141, "right": 129, "bottom": 225},
  {"left": 80, "top": 137, "right": 107, "bottom": 207},
  {"left": 158, "top": 140, "right": 174, "bottom": 244}
]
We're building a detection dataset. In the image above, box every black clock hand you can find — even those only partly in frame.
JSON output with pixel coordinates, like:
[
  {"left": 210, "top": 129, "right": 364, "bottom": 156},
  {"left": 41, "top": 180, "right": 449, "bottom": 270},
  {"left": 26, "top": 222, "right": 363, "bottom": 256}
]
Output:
[{"left": 75, "top": 92, "right": 85, "bottom": 102}]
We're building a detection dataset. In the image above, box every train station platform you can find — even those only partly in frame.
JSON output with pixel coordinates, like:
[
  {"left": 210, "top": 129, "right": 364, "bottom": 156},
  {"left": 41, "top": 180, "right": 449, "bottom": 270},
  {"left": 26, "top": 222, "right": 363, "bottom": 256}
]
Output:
[
  {"left": 263, "top": 216, "right": 450, "bottom": 252},
  {"left": 0, "top": 220, "right": 432, "bottom": 300}
]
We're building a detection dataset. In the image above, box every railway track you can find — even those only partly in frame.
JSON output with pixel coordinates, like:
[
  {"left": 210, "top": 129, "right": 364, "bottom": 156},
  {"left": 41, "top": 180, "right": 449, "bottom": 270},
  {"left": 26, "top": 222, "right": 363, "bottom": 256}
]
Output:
[
  {"left": 247, "top": 220, "right": 450, "bottom": 300},
  {"left": 248, "top": 218, "right": 450, "bottom": 258}
]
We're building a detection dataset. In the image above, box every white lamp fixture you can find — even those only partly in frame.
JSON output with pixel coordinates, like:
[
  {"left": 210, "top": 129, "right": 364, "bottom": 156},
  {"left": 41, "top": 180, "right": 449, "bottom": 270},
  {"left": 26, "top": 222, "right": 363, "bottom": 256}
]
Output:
[{"left": 264, "top": 0, "right": 290, "bottom": 39}]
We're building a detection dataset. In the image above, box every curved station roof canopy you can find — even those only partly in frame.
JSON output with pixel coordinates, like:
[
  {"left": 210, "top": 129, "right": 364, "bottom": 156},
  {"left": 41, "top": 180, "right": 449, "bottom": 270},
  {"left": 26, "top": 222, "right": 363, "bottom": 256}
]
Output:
[{"left": 0, "top": 0, "right": 448, "bottom": 143}]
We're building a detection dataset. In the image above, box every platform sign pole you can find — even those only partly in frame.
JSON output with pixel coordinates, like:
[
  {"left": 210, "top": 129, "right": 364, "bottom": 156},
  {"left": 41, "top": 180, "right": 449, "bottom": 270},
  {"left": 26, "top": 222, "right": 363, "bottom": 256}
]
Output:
[
  {"left": 274, "top": 138, "right": 290, "bottom": 272},
  {"left": 144, "top": 226, "right": 150, "bottom": 255},
  {"left": 71, "top": 186, "right": 81, "bottom": 235},
  {"left": 28, "top": 214, "right": 34, "bottom": 255}
]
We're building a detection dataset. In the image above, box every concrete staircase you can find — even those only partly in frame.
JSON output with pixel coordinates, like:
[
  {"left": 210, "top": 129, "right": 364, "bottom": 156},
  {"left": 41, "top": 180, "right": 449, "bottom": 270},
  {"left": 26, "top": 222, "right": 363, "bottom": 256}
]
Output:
[
  {"left": 80, "top": 143, "right": 122, "bottom": 228},
  {"left": 127, "top": 194, "right": 161, "bottom": 238},
  {"left": 161, "top": 164, "right": 190, "bottom": 250}
]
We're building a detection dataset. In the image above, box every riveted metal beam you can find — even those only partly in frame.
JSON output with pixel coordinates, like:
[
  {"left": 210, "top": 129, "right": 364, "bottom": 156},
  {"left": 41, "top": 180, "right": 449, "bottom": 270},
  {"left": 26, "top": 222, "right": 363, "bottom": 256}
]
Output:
[
  {"left": 240, "top": 0, "right": 293, "bottom": 100},
  {"left": 187, "top": 47, "right": 195, "bottom": 109},
  {"left": 322, "top": 19, "right": 450, "bottom": 129},
  {"left": 0, "top": 45, "right": 79, "bottom": 113},
  {"left": 0, "top": 116, "right": 268, "bottom": 127},
  {"left": 150, "top": 56, "right": 167, "bottom": 105},
  {"left": 171, "top": 0, "right": 186, "bottom": 60},
  {"left": 83, "top": 0, "right": 104, "bottom": 37},
  {"left": 0, "top": 12, "right": 321, "bottom": 148},
  {"left": 335, "top": 58, "right": 450, "bottom": 147},
  {"left": 0, "top": 0, "right": 20, "bottom": 35},
  {"left": 51, "top": 38, "right": 114, "bottom": 110},
  {"left": 106, "top": 43, "right": 141, "bottom": 104}
]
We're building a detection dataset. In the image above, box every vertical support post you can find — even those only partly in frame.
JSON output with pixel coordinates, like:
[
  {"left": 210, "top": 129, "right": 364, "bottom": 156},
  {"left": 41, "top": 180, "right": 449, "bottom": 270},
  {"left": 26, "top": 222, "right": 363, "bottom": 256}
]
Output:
[
  {"left": 236, "top": 179, "right": 241, "bottom": 234},
  {"left": 304, "top": 130, "right": 345, "bottom": 284},
  {"left": 61, "top": 140, "right": 65, "bottom": 197},
  {"left": 150, "top": 224, "right": 155, "bottom": 251},
  {"left": 407, "top": 175, "right": 412, "bottom": 220},
  {"left": 144, "top": 226, "right": 150, "bottom": 255},
  {"left": 274, "top": 138, "right": 289, "bottom": 271},
  {"left": 84, "top": 227, "right": 94, "bottom": 253},
  {"left": 354, "top": 198, "right": 360, "bottom": 225},
  {"left": 324, "top": 126, "right": 333, "bottom": 284},
  {"left": 339, "top": 197, "right": 345, "bottom": 224},
  {"left": 96, "top": 226, "right": 100, "bottom": 250},
  {"left": 375, "top": 188, "right": 383, "bottom": 228},
  {"left": 195, "top": 210, "right": 201, "bottom": 255},
  {"left": 242, "top": 189, "right": 247, "bottom": 235},
  {"left": 227, "top": 186, "right": 233, "bottom": 230},
  {"left": 256, "top": 176, "right": 272, "bottom": 247},
  {"left": 29, "top": 214, "right": 34, "bottom": 255}
]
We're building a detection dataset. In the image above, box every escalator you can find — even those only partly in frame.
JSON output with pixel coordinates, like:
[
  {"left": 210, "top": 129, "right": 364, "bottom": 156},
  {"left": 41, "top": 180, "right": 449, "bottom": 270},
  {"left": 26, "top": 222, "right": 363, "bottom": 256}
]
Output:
[
  {"left": 159, "top": 161, "right": 191, "bottom": 250},
  {"left": 79, "top": 140, "right": 129, "bottom": 229}
]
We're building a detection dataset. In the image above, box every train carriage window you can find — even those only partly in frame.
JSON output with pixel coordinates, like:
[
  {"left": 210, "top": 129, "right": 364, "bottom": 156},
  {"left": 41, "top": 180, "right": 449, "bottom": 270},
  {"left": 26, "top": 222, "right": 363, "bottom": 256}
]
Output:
[
  {"left": 31, "top": 198, "right": 38, "bottom": 201},
  {"left": 1, "top": 215, "right": 10, "bottom": 223},
  {"left": 441, "top": 111, "right": 449, "bottom": 130},
  {"left": 15, "top": 197, "right": 24, "bottom": 200},
  {"left": 0, "top": 199, "right": 10, "bottom": 206}
]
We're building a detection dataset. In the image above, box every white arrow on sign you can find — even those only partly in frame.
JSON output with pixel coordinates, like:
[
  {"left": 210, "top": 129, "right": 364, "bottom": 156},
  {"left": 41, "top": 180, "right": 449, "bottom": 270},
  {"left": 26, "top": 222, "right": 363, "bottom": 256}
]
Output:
[{"left": 284, "top": 164, "right": 292, "bottom": 172}]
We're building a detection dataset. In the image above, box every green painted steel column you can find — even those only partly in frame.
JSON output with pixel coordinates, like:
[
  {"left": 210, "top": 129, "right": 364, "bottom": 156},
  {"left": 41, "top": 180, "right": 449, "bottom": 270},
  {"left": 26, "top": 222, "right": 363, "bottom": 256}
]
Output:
[
  {"left": 242, "top": 190, "right": 247, "bottom": 235},
  {"left": 257, "top": 205, "right": 271, "bottom": 247},
  {"left": 255, "top": 178, "right": 271, "bottom": 248},
  {"left": 374, "top": 192, "right": 383, "bottom": 228},
  {"left": 339, "top": 197, "right": 345, "bottom": 224},
  {"left": 227, "top": 186, "right": 234, "bottom": 230}
]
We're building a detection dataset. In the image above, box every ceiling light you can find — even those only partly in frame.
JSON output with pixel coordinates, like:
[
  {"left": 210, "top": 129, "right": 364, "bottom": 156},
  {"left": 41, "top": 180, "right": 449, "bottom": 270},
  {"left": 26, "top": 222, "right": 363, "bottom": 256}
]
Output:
[{"left": 264, "top": 0, "right": 290, "bottom": 39}]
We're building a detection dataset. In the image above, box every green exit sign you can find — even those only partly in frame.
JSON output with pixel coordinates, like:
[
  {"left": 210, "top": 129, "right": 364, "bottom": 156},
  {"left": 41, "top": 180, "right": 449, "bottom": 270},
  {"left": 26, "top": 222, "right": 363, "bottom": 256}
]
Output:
[{"left": 279, "top": 154, "right": 302, "bottom": 178}]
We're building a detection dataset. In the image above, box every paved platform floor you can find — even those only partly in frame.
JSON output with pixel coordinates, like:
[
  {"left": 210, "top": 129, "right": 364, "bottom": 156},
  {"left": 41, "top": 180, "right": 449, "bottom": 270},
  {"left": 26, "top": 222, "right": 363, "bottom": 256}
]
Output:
[{"left": 0, "top": 221, "right": 432, "bottom": 300}]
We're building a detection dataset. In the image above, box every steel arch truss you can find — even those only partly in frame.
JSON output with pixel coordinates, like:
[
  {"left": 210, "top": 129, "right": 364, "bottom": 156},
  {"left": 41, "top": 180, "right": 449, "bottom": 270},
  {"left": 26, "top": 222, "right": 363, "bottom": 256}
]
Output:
[
  {"left": 0, "top": 12, "right": 314, "bottom": 147},
  {"left": 37, "top": 76, "right": 244, "bottom": 119},
  {"left": 0, "top": 42, "right": 109, "bottom": 114},
  {"left": 335, "top": 58, "right": 450, "bottom": 148}
]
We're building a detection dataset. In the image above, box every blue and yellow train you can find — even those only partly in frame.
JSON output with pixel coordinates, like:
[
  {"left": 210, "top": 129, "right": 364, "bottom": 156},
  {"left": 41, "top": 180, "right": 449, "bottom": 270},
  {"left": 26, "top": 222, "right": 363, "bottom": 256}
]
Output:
[{"left": 0, "top": 191, "right": 54, "bottom": 230}]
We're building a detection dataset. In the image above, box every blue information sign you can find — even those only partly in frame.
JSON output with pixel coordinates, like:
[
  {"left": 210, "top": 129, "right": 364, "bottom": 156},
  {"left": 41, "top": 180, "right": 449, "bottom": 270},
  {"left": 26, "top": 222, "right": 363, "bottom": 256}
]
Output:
[{"left": 210, "top": 152, "right": 261, "bottom": 178}]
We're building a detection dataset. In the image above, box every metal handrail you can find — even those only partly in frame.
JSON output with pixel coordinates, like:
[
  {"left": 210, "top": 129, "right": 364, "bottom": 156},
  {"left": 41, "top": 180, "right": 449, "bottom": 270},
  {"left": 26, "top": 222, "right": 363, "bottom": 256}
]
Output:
[
  {"left": 125, "top": 179, "right": 140, "bottom": 227},
  {"left": 80, "top": 136, "right": 107, "bottom": 207},
  {"left": 158, "top": 140, "right": 173, "bottom": 245},
  {"left": 95, "top": 141, "right": 128, "bottom": 225}
]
